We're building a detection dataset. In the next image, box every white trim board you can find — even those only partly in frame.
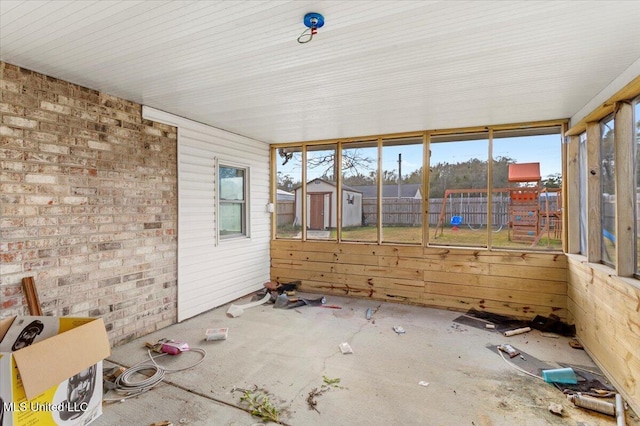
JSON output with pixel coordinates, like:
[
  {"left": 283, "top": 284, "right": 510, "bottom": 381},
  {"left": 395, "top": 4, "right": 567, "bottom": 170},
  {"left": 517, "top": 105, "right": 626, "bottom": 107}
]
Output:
[{"left": 143, "top": 106, "right": 271, "bottom": 321}]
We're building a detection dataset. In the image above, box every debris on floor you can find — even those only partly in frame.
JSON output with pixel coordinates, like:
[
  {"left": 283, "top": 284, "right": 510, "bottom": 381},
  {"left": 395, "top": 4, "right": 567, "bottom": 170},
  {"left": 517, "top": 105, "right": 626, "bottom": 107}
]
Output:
[
  {"left": 503, "top": 326, "right": 531, "bottom": 337},
  {"left": 497, "top": 344, "right": 520, "bottom": 358},
  {"left": 554, "top": 363, "right": 615, "bottom": 396},
  {"left": 365, "top": 308, "right": 372, "bottom": 320},
  {"left": 548, "top": 402, "right": 563, "bottom": 416},
  {"left": 263, "top": 280, "right": 300, "bottom": 294},
  {"left": 418, "top": 381, "right": 430, "bottom": 387},
  {"left": 454, "top": 309, "right": 576, "bottom": 337},
  {"left": 567, "top": 394, "right": 616, "bottom": 416},
  {"left": 103, "top": 339, "right": 207, "bottom": 403},
  {"left": 339, "top": 342, "right": 353, "bottom": 354},
  {"left": 454, "top": 309, "right": 530, "bottom": 332},
  {"left": 227, "top": 292, "right": 271, "bottom": 317},
  {"left": 234, "top": 386, "right": 282, "bottom": 423},
  {"left": 530, "top": 314, "right": 576, "bottom": 337},
  {"left": 392, "top": 325, "right": 405, "bottom": 334},
  {"left": 307, "top": 376, "right": 343, "bottom": 414},
  {"left": 320, "top": 304, "right": 342, "bottom": 309},
  {"left": 542, "top": 367, "right": 577, "bottom": 384},
  {"left": 205, "top": 327, "right": 228, "bottom": 341},
  {"left": 149, "top": 421, "right": 173, "bottom": 426},
  {"left": 569, "top": 339, "right": 584, "bottom": 349}
]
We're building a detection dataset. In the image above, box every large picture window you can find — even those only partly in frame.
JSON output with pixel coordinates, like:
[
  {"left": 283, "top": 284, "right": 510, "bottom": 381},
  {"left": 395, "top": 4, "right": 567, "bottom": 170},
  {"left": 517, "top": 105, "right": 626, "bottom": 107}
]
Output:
[
  {"left": 219, "top": 164, "right": 248, "bottom": 239},
  {"left": 272, "top": 123, "right": 563, "bottom": 252},
  {"left": 429, "top": 132, "right": 489, "bottom": 248}
]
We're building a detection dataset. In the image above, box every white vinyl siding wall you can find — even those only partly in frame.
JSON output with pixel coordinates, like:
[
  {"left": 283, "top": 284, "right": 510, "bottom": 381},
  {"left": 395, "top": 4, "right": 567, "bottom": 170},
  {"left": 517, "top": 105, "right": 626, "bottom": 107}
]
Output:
[{"left": 143, "top": 107, "right": 271, "bottom": 321}]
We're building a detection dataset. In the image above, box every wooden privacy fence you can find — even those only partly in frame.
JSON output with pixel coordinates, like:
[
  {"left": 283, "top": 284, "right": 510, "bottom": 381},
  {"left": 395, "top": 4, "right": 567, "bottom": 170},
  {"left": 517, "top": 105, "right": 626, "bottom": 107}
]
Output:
[
  {"left": 363, "top": 196, "right": 561, "bottom": 227},
  {"left": 277, "top": 200, "right": 295, "bottom": 226},
  {"left": 277, "top": 196, "right": 561, "bottom": 227}
]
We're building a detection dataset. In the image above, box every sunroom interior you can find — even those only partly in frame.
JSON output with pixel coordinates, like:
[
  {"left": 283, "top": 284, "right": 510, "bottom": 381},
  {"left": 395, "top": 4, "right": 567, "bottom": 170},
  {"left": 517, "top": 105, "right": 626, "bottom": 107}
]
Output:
[{"left": 1, "top": 0, "right": 640, "bottom": 421}]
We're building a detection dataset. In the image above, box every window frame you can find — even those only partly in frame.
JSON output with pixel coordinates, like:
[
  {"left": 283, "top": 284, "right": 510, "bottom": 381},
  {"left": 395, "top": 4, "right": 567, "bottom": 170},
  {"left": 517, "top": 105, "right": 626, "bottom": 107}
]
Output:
[
  {"left": 270, "top": 121, "right": 566, "bottom": 252},
  {"left": 217, "top": 161, "right": 250, "bottom": 241}
]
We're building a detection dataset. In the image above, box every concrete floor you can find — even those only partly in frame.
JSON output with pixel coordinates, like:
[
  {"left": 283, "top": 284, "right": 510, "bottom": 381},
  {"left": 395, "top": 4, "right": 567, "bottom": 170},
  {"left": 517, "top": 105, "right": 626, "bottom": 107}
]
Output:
[{"left": 93, "top": 293, "right": 638, "bottom": 426}]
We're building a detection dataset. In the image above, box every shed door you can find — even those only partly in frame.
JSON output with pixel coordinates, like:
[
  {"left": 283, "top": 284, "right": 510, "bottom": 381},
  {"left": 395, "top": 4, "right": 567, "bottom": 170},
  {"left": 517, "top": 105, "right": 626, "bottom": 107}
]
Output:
[{"left": 309, "top": 194, "right": 325, "bottom": 230}]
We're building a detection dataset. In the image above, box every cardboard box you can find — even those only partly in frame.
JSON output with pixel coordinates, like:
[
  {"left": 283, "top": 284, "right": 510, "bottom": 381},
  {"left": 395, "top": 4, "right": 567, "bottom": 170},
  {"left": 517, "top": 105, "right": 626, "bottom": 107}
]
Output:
[{"left": 0, "top": 316, "right": 110, "bottom": 426}]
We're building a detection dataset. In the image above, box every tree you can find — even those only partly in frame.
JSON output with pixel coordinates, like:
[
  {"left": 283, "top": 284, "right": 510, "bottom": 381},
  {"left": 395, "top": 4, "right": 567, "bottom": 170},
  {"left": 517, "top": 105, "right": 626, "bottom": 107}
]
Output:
[
  {"left": 542, "top": 173, "right": 562, "bottom": 189},
  {"left": 427, "top": 156, "right": 516, "bottom": 198},
  {"left": 276, "top": 172, "right": 298, "bottom": 192}
]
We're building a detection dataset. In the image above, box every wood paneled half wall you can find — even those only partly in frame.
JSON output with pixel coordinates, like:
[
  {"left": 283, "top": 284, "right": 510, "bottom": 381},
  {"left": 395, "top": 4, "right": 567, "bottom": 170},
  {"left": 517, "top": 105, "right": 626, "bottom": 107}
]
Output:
[
  {"left": 567, "top": 255, "right": 640, "bottom": 413},
  {"left": 271, "top": 241, "right": 567, "bottom": 320}
]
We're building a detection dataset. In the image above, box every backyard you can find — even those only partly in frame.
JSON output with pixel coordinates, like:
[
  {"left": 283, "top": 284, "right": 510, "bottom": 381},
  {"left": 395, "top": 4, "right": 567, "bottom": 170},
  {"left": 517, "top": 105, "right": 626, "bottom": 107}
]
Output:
[{"left": 276, "top": 224, "right": 563, "bottom": 250}]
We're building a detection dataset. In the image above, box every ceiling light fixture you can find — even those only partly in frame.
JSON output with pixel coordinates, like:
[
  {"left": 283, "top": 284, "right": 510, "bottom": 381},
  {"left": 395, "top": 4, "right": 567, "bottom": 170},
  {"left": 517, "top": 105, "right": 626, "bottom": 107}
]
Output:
[{"left": 297, "top": 12, "right": 324, "bottom": 44}]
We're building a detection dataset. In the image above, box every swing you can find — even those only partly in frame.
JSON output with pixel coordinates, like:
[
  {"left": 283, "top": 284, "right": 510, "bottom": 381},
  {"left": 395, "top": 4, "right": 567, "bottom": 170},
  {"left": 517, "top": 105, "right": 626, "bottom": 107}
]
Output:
[
  {"left": 450, "top": 192, "right": 463, "bottom": 230},
  {"left": 464, "top": 192, "right": 504, "bottom": 232}
]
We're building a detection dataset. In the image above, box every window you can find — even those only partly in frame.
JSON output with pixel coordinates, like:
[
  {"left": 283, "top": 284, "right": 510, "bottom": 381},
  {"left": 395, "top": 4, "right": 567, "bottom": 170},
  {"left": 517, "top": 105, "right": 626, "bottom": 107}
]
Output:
[
  {"left": 342, "top": 140, "right": 378, "bottom": 242},
  {"left": 382, "top": 137, "right": 423, "bottom": 244},
  {"left": 276, "top": 147, "right": 302, "bottom": 239},
  {"left": 271, "top": 123, "right": 564, "bottom": 250},
  {"left": 219, "top": 164, "right": 248, "bottom": 239},
  {"left": 306, "top": 144, "right": 337, "bottom": 240},
  {"left": 492, "top": 128, "right": 562, "bottom": 250},
  {"left": 429, "top": 132, "right": 489, "bottom": 248},
  {"left": 600, "top": 116, "right": 615, "bottom": 266}
]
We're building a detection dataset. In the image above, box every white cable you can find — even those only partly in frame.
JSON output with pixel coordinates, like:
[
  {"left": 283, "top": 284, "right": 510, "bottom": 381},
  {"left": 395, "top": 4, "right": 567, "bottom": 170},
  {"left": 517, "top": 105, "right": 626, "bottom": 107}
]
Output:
[
  {"left": 103, "top": 347, "right": 207, "bottom": 402},
  {"left": 497, "top": 347, "right": 545, "bottom": 381}
]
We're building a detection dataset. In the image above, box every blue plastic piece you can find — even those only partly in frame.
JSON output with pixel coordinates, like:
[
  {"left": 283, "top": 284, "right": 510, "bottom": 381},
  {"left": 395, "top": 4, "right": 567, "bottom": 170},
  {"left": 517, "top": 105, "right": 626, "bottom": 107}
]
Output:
[
  {"left": 542, "top": 367, "right": 577, "bottom": 384},
  {"left": 304, "top": 12, "right": 325, "bottom": 29},
  {"left": 450, "top": 216, "right": 462, "bottom": 226},
  {"left": 603, "top": 228, "right": 616, "bottom": 244}
]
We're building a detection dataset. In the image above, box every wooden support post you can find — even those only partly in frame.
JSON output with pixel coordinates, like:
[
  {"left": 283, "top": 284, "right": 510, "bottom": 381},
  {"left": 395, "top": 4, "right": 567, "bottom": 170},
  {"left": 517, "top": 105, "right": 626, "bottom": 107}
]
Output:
[
  {"left": 586, "top": 121, "right": 602, "bottom": 263},
  {"left": 22, "top": 276, "right": 43, "bottom": 315},
  {"left": 270, "top": 147, "right": 277, "bottom": 240},
  {"left": 423, "top": 132, "right": 430, "bottom": 246},
  {"left": 614, "top": 101, "right": 634, "bottom": 276},
  {"left": 487, "top": 129, "right": 494, "bottom": 249},
  {"left": 336, "top": 142, "right": 343, "bottom": 242},
  {"left": 377, "top": 138, "right": 383, "bottom": 244},
  {"left": 566, "top": 134, "right": 580, "bottom": 253},
  {"left": 301, "top": 145, "right": 307, "bottom": 241}
]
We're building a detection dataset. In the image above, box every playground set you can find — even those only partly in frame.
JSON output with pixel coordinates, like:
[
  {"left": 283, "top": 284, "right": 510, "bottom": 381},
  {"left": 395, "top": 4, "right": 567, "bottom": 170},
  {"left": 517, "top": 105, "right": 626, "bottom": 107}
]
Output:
[{"left": 433, "top": 163, "right": 562, "bottom": 247}]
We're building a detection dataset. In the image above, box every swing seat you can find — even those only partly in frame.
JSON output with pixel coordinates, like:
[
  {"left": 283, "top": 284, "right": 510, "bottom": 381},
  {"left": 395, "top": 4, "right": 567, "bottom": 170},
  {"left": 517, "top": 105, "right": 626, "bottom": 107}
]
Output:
[{"left": 450, "top": 215, "right": 462, "bottom": 230}]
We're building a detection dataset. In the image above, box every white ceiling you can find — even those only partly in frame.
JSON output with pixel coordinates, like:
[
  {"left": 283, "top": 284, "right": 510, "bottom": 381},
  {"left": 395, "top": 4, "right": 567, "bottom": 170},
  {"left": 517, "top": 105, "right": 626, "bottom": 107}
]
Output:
[{"left": 2, "top": 1, "right": 640, "bottom": 143}]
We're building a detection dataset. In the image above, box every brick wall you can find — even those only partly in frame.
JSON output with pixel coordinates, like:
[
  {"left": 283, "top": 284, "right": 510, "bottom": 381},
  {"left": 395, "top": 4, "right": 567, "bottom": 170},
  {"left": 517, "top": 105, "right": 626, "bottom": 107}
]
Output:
[{"left": 0, "top": 62, "right": 178, "bottom": 346}]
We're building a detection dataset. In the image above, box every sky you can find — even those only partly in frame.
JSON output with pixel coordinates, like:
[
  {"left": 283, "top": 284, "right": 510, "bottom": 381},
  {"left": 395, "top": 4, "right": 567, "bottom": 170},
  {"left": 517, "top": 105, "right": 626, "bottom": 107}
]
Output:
[{"left": 278, "top": 133, "right": 562, "bottom": 183}]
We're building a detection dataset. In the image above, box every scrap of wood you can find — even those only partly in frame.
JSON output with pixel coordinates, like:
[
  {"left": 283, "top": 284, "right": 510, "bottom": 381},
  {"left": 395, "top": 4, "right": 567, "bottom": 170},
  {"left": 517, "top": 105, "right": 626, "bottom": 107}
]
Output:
[{"left": 22, "top": 276, "right": 43, "bottom": 315}]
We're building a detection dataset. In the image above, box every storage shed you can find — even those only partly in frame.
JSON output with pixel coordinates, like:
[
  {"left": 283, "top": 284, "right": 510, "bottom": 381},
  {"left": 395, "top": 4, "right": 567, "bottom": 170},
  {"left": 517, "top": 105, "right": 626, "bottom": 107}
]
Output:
[{"left": 294, "top": 179, "right": 362, "bottom": 229}]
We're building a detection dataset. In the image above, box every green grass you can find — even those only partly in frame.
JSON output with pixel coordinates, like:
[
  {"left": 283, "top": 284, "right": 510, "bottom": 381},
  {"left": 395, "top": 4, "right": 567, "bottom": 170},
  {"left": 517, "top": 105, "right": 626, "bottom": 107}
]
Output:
[{"left": 276, "top": 224, "right": 562, "bottom": 250}]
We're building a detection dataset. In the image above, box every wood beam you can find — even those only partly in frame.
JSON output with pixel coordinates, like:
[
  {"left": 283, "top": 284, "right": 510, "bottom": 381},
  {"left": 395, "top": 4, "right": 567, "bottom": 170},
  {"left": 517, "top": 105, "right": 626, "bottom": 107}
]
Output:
[
  {"left": 487, "top": 129, "right": 494, "bottom": 249},
  {"left": 614, "top": 101, "right": 635, "bottom": 276},
  {"left": 586, "top": 122, "right": 602, "bottom": 263},
  {"left": 423, "top": 133, "right": 430, "bottom": 246},
  {"left": 567, "top": 74, "right": 640, "bottom": 136},
  {"left": 22, "top": 276, "right": 43, "bottom": 315},
  {"left": 566, "top": 135, "right": 580, "bottom": 254},
  {"left": 377, "top": 138, "right": 383, "bottom": 244}
]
